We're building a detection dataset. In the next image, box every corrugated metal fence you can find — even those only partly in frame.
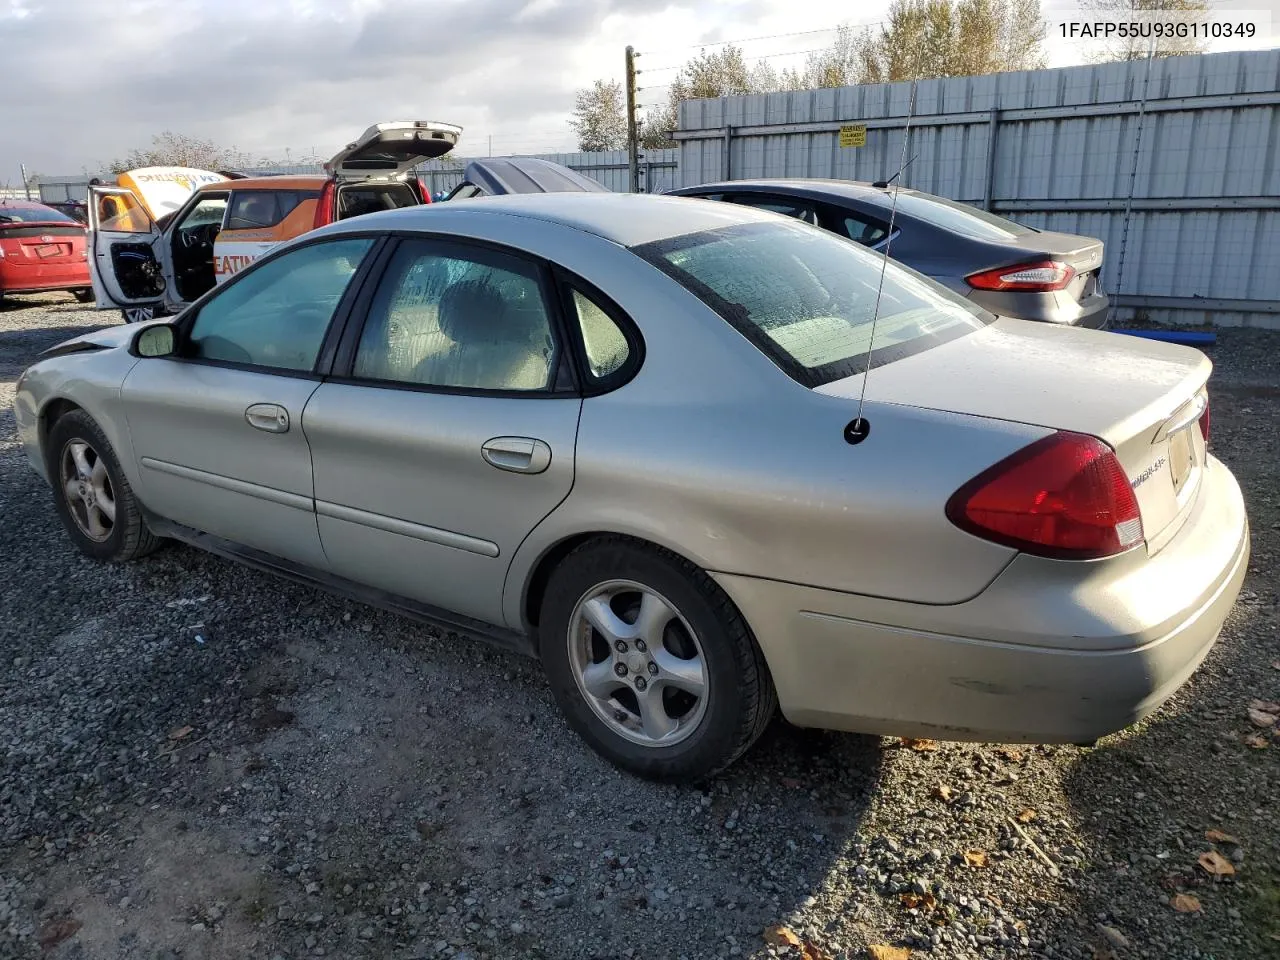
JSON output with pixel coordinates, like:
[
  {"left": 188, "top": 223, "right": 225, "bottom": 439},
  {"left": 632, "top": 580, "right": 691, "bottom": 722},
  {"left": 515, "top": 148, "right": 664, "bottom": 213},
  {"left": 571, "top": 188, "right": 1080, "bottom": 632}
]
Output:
[{"left": 673, "top": 49, "right": 1280, "bottom": 328}]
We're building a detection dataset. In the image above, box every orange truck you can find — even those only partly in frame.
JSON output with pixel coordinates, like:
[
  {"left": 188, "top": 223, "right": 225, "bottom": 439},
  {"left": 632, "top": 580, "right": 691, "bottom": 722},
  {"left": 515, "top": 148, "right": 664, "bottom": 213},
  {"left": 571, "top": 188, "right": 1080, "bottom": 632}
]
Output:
[{"left": 89, "top": 121, "right": 461, "bottom": 322}]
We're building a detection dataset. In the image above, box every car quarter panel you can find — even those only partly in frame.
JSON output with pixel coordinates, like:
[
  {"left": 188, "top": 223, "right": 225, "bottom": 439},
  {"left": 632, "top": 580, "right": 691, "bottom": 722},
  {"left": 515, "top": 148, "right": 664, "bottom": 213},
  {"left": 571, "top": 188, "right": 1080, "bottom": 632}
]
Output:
[{"left": 710, "top": 454, "right": 1249, "bottom": 739}]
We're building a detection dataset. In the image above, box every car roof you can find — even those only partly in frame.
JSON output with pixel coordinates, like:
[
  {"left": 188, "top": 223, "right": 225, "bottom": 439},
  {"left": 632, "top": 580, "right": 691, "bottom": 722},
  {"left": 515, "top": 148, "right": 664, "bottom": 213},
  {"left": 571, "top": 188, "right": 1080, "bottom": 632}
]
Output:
[
  {"left": 321, "top": 192, "right": 781, "bottom": 247},
  {"left": 198, "top": 176, "right": 328, "bottom": 192},
  {"left": 673, "top": 179, "right": 926, "bottom": 203}
]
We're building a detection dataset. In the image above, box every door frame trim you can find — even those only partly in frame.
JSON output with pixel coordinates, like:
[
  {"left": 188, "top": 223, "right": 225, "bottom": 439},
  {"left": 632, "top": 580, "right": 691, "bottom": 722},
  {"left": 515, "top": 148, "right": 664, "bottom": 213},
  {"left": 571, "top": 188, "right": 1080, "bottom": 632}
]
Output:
[
  {"left": 140, "top": 456, "right": 313, "bottom": 512},
  {"left": 316, "top": 499, "right": 500, "bottom": 557}
]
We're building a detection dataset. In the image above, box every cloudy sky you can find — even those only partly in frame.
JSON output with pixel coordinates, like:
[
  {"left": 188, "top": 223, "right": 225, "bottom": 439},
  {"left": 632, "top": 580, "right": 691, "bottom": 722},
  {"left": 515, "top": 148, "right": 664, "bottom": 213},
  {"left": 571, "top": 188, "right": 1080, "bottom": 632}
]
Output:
[{"left": 2, "top": 0, "right": 1275, "bottom": 183}]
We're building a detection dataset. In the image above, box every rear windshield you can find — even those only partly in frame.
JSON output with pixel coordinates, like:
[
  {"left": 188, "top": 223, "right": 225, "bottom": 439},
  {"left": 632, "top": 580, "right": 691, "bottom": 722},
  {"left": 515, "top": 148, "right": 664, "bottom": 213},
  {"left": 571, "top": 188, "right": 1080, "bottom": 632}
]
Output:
[
  {"left": 0, "top": 202, "right": 77, "bottom": 224},
  {"left": 634, "top": 220, "right": 990, "bottom": 387},
  {"left": 337, "top": 182, "right": 418, "bottom": 219},
  {"left": 881, "top": 192, "right": 1037, "bottom": 241}
]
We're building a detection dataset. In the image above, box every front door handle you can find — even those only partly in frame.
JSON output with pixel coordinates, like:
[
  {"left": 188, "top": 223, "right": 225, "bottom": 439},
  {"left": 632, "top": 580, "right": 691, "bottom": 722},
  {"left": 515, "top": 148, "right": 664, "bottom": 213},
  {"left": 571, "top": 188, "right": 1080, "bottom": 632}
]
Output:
[
  {"left": 245, "top": 403, "right": 289, "bottom": 434},
  {"left": 482, "top": 436, "right": 552, "bottom": 474}
]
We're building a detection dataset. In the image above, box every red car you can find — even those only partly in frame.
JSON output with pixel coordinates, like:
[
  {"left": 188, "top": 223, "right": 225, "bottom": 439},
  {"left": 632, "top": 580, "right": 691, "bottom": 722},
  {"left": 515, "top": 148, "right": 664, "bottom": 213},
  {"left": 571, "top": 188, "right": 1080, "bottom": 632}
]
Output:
[{"left": 0, "top": 199, "right": 92, "bottom": 305}]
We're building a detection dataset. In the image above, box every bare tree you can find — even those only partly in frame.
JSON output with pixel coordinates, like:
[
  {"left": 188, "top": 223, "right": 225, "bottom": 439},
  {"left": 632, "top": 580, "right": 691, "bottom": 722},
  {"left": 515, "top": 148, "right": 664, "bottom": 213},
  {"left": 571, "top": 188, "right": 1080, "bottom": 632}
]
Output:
[
  {"left": 110, "top": 131, "right": 259, "bottom": 173},
  {"left": 855, "top": 0, "right": 1047, "bottom": 83},
  {"left": 1076, "top": 0, "right": 1211, "bottom": 61},
  {"left": 570, "top": 79, "right": 629, "bottom": 152}
]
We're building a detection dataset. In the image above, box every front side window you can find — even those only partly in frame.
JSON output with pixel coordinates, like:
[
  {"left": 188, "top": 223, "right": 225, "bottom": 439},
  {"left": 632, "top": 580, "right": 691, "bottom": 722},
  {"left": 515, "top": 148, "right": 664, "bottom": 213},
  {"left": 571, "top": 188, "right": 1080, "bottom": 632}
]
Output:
[
  {"left": 634, "top": 220, "right": 990, "bottom": 387},
  {"left": 353, "top": 239, "right": 557, "bottom": 391},
  {"left": 95, "top": 191, "right": 153, "bottom": 233},
  {"left": 188, "top": 237, "right": 374, "bottom": 371}
]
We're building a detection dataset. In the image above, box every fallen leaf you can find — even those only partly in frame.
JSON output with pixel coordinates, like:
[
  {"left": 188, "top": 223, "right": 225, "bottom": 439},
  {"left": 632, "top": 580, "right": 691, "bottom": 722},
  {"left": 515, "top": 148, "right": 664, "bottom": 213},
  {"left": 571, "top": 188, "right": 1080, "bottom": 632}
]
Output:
[
  {"left": 1244, "top": 732, "right": 1270, "bottom": 749},
  {"left": 37, "top": 917, "right": 82, "bottom": 950},
  {"left": 998, "top": 747, "right": 1023, "bottom": 762},
  {"left": 932, "top": 783, "right": 953, "bottom": 802},
  {"left": 963, "top": 849, "right": 988, "bottom": 868},
  {"left": 899, "top": 737, "right": 938, "bottom": 752},
  {"left": 1271, "top": 659, "right": 1280, "bottom": 671},
  {"left": 1249, "top": 699, "right": 1280, "bottom": 714},
  {"left": 801, "top": 943, "right": 835, "bottom": 960},
  {"left": 900, "top": 892, "right": 938, "bottom": 911},
  {"left": 167, "top": 725, "right": 194, "bottom": 741},
  {"left": 1170, "top": 893, "right": 1202, "bottom": 913},
  {"left": 1205, "top": 829, "right": 1239, "bottom": 845},
  {"left": 1197, "top": 850, "right": 1236, "bottom": 877},
  {"left": 1248, "top": 708, "right": 1277, "bottom": 728},
  {"left": 764, "top": 926, "right": 803, "bottom": 948},
  {"left": 779, "top": 777, "right": 803, "bottom": 789},
  {"left": 1017, "top": 808, "right": 1037, "bottom": 823},
  {"left": 867, "top": 946, "right": 912, "bottom": 960},
  {"left": 1096, "top": 923, "right": 1130, "bottom": 949}
]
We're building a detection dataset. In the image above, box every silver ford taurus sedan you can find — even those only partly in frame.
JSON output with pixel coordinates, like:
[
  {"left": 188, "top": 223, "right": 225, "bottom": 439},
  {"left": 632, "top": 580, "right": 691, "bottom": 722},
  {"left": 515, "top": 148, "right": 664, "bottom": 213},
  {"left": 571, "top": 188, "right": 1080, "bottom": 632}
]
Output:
[{"left": 14, "top": 194, "right": 1249, "bottom": 782}]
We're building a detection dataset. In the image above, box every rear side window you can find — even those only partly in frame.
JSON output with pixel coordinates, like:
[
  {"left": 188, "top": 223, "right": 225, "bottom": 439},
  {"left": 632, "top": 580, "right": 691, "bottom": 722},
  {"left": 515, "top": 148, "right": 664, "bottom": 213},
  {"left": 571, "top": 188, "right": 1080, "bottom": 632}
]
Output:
[
  {"left": 569, "top": 288, "right": 631, "bottom": 381},
  {"left": 634, "top": 220, "right": 990, "bottom": 387},
  {"left": 226, "top": 190, "right": 320, "bottom": 229},
  {"left": 842, "top": 215, "right": 890, "bottom": 247},
  {"left": 884, "top": 193, "right": 1036, "bottom": 241},
  {"left": 338, "top": 183, "right": 418, "bottom": 219},
  {"left": 352, "top": 239, "right": 558, "bottom": 392},
  {"left": 729, "top": 195, "right": 818, "bottom": 226}
]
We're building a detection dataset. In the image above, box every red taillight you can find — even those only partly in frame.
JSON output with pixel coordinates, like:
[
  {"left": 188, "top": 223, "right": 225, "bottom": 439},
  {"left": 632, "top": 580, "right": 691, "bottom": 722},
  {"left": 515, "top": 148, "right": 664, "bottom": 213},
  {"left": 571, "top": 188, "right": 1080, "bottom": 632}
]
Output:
[
  {"left": 946, "top": 431, "right": 1144, "bottom": 560},
  {"left": 966, "top": 259, "right": 1075, "bottom": 292},
  {"left": 313, "top": 180, "right": 337, "bottom": 229}
]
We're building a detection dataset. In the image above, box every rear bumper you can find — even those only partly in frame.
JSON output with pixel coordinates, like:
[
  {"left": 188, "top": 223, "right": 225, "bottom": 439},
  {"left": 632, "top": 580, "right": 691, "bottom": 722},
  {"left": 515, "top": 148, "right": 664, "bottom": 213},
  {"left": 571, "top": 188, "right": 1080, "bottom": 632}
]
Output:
[
  {"left": 713, "top": 456, "right": 1249, "bottom": 743},
  {"left": 0, "top": 262, "right": 91, "bottom": 294}
]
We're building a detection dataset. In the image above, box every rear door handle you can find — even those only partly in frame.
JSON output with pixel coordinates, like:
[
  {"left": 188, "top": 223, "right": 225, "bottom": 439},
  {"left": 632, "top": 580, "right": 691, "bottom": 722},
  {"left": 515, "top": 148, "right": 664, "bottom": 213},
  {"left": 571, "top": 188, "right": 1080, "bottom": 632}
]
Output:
[
  {"left": 482, "top": 436, "right": 551, "bottom": 474},
  {"left": 245, "top": 403, "right": 290, "bottom": 434}
]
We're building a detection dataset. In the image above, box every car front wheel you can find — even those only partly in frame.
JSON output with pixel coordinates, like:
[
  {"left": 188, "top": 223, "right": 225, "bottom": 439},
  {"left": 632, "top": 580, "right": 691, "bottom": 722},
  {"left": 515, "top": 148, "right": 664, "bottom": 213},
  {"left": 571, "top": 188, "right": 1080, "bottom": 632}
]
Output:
[
  {"left": 47, "top": 410, "right": 161, "bottom": 562},
  {"left": 540, "top": 537, "right": 775, "bottom": 782}
]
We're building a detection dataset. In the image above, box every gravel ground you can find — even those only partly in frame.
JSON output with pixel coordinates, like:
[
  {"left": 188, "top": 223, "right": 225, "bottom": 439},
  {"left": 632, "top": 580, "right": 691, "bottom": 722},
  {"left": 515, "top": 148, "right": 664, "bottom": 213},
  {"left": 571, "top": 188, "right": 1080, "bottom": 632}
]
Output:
[{"left": 1, "top": 291, "right": 1277, "bottom": 960}]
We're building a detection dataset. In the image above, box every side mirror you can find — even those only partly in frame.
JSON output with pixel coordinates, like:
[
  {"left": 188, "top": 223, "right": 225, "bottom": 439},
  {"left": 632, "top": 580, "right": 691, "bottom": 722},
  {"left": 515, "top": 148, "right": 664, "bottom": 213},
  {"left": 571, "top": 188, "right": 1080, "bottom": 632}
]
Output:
[{"left": 135, "top": 324, "right": 177, "bottom": 358}]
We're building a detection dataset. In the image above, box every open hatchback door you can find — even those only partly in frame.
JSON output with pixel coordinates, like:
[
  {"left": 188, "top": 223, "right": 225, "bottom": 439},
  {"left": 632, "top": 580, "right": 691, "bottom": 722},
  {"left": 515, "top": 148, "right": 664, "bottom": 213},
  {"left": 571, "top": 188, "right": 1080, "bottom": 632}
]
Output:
[{"left": 326, "top": 121, "right": 462, "bottom": 180}]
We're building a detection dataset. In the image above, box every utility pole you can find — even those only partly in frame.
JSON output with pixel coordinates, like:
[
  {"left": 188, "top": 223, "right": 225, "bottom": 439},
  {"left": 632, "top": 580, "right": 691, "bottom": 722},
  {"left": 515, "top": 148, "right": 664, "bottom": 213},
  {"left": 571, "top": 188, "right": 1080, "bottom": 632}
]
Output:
[
  {"left": 625, "top": 45, "right": 640, "bottom": 193},
  {"left": 19, "top": 163, "right": 31, "bottom": 200}
]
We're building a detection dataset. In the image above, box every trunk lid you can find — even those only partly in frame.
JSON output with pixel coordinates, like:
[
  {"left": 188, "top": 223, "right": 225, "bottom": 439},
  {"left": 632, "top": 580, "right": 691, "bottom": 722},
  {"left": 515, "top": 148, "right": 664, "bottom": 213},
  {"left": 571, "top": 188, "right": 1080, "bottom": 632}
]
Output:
[
  {"left": 0, "top": 224, "right": 86, "bottom": 263},
  {"left": 821, "top": 319, "right": 1211, "bottom": 550},
  {"left": 327, "top": 121, "right": 462, "bottom": 181},
  {"left": 453, "top": 157, "right": 611, "bottom": 196}
]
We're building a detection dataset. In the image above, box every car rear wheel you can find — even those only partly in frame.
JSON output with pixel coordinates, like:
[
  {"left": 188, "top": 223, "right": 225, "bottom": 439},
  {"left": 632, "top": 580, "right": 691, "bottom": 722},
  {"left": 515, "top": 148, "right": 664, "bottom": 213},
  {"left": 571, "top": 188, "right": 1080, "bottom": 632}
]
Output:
[
  {"left": 47, "top": 410, "right": 161, "bottom": 562},
  {"left": 540, "top": 538, "right": 775, "bottom": 782}
]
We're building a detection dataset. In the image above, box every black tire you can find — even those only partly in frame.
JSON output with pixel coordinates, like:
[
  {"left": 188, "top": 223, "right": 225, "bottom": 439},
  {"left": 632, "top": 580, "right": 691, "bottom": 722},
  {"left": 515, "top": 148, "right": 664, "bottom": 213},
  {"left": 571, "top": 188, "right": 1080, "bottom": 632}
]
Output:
[
  {"left": 73, "top": 288, "right": 95, "bottom": 303},
  {"left": 540, "top": 537, "right": 776, "bottom": 782},
  {"left": 46, "top": 409, "right": 161, "bottom": 562}
]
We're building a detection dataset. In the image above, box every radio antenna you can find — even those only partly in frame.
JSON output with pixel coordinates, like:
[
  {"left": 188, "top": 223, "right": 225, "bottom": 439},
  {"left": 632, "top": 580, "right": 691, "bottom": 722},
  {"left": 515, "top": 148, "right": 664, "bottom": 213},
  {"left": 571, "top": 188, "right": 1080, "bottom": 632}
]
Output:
[{"left": 847, "top": 79, "right": 918, "bottom": 445}]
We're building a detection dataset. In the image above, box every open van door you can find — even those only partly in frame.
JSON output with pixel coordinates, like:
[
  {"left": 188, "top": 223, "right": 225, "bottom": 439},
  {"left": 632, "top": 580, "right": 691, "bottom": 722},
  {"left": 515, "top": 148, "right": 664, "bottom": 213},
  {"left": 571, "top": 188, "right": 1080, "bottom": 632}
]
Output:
[
  {"left": 326, "top": 121, "right": 462, "bottom": 181},
  {"left": 87, "top": 186, "right": 167, "bottom": 322}
]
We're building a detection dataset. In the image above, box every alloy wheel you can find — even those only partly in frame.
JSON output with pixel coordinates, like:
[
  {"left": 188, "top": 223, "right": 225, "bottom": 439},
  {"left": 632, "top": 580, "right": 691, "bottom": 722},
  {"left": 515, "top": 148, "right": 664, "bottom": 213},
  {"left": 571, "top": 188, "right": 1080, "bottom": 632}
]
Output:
[
  {"left": 567, "top": 579, "right": 708, "bottom": 746},
  {"left": 59, "top": 440, "right": 116, "bottom": 542}
]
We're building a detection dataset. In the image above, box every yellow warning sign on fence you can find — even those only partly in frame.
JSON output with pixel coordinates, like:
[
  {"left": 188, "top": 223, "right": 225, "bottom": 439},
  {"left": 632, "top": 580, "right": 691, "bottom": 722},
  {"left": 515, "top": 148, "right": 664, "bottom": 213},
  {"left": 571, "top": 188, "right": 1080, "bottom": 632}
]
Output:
[{"left": 839, "top": 124, "right": 867, "bottom": 147}]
